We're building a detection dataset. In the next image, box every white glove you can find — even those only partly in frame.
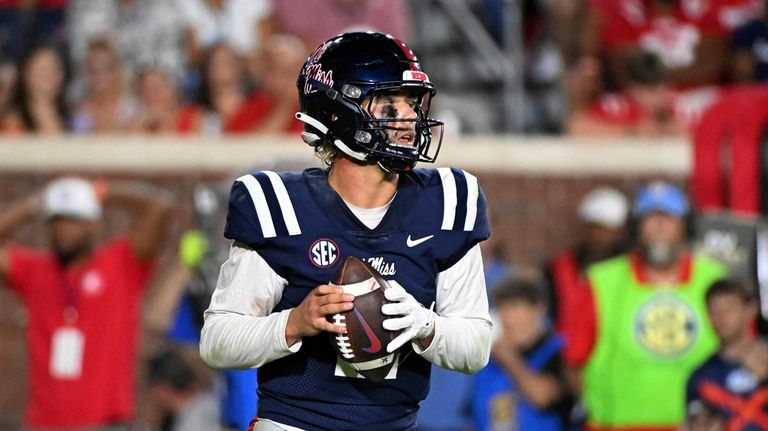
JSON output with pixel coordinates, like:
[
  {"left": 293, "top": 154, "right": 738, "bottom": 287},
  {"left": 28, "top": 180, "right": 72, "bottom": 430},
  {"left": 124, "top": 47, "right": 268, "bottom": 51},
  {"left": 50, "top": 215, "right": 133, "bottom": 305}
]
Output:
[{"left": 381, "top": 280, "right": 436, "bottom": 353}]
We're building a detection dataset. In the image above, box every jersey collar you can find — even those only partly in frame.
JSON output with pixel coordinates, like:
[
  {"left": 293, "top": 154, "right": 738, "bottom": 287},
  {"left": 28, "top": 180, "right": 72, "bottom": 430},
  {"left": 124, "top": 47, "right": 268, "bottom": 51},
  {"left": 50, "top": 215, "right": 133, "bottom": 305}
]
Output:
[{"left": 630, "top": 250, "right": 693, "bottom": 286}]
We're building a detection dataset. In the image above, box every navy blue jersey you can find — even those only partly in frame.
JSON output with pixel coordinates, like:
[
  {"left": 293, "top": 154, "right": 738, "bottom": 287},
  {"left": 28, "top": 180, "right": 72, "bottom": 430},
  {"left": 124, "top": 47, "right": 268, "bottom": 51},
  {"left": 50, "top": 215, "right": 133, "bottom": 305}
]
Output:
[
  {"left": 687, "top": 352, "right": 768, "bottom": 431},
  {"left": 223, "top": 167, "right": 490, "bottom": 431}
]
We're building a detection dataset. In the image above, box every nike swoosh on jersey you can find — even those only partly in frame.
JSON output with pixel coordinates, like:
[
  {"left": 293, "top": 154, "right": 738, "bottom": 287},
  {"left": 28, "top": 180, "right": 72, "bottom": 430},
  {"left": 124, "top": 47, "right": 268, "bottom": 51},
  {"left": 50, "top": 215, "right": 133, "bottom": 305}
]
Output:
[
  {"left": 406, "top": 234, "right": 434, "bottom": 247},
  {"left": 353, "top": 308, "right": 382, "bottom": 354}
]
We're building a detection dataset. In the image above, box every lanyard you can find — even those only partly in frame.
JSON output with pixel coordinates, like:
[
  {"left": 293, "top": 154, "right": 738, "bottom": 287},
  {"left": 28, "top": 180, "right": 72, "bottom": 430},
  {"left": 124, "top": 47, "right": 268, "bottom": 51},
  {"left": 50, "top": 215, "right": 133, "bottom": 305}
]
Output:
[{"left": 57, "top": 266, "right": 80, "bottom": 325}]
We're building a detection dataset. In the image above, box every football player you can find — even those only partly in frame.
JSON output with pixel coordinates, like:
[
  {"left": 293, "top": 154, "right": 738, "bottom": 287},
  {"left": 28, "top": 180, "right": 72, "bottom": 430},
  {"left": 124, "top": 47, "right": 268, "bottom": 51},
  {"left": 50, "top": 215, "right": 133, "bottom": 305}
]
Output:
[{"left": 199, "top": 31, "right": 492, "bottom": 431}]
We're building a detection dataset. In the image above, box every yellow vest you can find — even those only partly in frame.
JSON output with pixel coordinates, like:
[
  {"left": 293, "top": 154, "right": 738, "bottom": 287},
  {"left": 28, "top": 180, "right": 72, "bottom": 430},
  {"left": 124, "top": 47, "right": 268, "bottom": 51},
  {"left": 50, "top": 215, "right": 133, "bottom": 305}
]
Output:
[{"left": 583, "top": 254, "right": 726, "bottom": 428}]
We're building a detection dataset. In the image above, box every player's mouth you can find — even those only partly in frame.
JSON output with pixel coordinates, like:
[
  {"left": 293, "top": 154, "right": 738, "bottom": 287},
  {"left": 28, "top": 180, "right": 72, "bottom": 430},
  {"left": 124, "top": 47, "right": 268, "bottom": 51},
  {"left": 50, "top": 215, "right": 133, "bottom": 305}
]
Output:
[{"left": 396, "top": 133, "right": 414, "bottom": 146}]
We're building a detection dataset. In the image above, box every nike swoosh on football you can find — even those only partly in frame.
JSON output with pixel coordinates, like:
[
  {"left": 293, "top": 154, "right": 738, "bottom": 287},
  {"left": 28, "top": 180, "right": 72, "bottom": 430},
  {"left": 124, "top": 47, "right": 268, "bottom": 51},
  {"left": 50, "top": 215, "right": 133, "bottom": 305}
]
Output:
[
  {"left": 353, "top": 308, "right": 382, "bottom": 354},
  {"left": 406, "top": 234, "right": 434, "bottom": 247}
]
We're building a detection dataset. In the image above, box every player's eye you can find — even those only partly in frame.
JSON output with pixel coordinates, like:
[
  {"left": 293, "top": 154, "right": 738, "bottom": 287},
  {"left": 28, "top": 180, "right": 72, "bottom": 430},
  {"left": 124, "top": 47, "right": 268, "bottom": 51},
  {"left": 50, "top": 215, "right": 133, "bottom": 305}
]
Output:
[{"left": 381, "top": 104, "right": 398, "bottom": 119}]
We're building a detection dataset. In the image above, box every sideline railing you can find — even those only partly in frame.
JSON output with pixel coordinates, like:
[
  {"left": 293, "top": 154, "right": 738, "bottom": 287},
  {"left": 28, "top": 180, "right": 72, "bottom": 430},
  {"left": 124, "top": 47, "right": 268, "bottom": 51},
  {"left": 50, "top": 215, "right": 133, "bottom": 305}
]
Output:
[{"left": 0, "top": 134, "right": 689, "bottom": 175}]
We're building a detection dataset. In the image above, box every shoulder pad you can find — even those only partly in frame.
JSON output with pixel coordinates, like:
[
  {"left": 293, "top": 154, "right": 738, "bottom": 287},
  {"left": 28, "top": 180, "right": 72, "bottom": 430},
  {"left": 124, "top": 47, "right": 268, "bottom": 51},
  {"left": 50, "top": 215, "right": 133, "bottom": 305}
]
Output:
[
  {"left": 433, "top": 167, "right": 490, "bottom": 238},
  {"left": 223, "top": 171, "right": 302, "bottom": 247},
  {"left": 418, "top": 167, "right": 490, "bottom": 271}
]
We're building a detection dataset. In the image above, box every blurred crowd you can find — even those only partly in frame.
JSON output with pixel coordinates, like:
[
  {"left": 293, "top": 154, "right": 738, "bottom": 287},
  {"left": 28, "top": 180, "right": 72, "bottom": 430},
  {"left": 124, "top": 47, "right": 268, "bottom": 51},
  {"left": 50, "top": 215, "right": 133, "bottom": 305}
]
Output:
[
  {"left": 443, "top": 0, "right": 765, "bottom": 134},
  {"left": 558, "top": 0, "right": 768, "bottom": 136},
  {"left": 0, "top": 0, "right": 408, "bottom": 136},
  {"left": 3, "top": 0, "right": 768, "bottom": 136}
]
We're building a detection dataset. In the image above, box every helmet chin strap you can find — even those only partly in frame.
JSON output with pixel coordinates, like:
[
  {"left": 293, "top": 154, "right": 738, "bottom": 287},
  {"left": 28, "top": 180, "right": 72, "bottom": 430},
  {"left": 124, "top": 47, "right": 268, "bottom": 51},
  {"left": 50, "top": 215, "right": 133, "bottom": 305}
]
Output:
[{"left": 295, "top": 112, "right": 368, "bottom": 162}]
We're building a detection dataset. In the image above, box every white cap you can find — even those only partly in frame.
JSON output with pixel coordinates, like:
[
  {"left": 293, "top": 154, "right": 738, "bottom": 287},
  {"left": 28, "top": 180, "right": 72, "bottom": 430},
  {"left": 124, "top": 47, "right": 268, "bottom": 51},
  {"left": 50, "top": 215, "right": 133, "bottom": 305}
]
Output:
[
  {"left": 43, "top": 177, "right": 102, "bottom": 220},
  {"left": 577, "top": 187, "right": 629, "bottom": 228}
]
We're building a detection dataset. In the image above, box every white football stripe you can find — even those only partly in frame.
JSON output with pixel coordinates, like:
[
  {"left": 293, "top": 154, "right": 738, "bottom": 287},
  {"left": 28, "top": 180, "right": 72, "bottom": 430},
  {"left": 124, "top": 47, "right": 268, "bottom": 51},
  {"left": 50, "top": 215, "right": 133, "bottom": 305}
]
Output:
[
  {"left": 263, "top": 171, "right": 301, "bottom": 236},
  {"left": 438, "top": 167, "right": 457, "bottom": 230},
  {"left": 330, "top": 278, "right": 379, "bottom": 297},
  {"left": 237, "top": 174, "right": 276, "bottom": 238},
  {"left": 463, "top": 170, "right": 479, "bottom": 231}
]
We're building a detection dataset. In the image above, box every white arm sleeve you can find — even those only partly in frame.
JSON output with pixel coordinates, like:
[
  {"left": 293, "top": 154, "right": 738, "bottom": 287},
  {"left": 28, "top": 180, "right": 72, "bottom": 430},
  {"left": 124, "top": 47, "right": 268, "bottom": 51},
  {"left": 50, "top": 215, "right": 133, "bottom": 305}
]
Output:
[
  {"left": 199, "top": 242, "right": 300, "bottom": 370},
  {"left": 413, "top": 244, "right": 492, "bottom": 374}
]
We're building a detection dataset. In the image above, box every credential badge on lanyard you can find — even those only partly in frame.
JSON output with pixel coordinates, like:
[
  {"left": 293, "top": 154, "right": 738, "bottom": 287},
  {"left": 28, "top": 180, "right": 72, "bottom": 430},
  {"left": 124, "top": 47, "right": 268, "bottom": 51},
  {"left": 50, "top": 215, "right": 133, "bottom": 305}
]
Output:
[{"left": 50, "top": 274, "right": 85, "bottom": 379}]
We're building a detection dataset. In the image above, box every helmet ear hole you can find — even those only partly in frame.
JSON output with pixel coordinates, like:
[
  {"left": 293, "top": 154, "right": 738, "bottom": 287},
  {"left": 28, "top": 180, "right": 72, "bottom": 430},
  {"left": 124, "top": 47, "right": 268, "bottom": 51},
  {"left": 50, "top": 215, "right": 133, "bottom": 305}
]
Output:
[{"left": 330, "top": 113, "right": 339, "bottom": 122}]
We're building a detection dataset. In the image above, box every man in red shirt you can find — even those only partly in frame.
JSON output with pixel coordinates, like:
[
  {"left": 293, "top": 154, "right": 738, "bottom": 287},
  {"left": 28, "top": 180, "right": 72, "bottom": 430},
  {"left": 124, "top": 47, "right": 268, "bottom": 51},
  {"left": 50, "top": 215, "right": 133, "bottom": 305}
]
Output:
[
  {"left": 546, "top": 187, "right": 629, "bottom": 338},
  {"left": 0, "top": 177, "right": 172, "bottom": 430}
]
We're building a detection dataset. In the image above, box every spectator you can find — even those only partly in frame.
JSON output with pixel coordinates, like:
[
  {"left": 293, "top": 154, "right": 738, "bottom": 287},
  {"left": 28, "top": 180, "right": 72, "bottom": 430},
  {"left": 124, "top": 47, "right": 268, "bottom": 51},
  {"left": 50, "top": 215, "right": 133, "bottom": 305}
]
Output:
[
  {"left": 715, "top": 0, "right": 763, "bottom": 32},
  {"left": 178, "top": 0, "right": 271, "bottom": 66},
  {"left": 545, "top": 187, "right": 628, "bottom": 341},
  {"left": 636, "top": 0, "right": 728, "bottom": 88},
  {"left": 469, "top": 269, "right": 572, "bottom": 431},
  {"left": 196, "top": 43, "right": 249, "bottom": 135},
  {"left": 70, "top": 39, "right": 139, "bottom": 133},
  {"left": 565, "top": 181, "right": 727, "bottom": 431},
  {"left": 145, "top": 227, "right": 258, "bottom": 431},
  {"left": 145, "top": 348, "right": 220, "bottom": 431},
  {"left": 585, "top": 0, "right": 728, "bottom": 91},
  {"left": 570, "top": 0, "right": 733, "bottom": 125},
  {"left": 418, "top": 242, "right": 513, "bottom": 431},
  {"left": 66, "top": 0, "right": 187, "bottom": 89},
  {"left": 135, "top": 67, "right": 201, "bottom": 134},
  {"left": 232, "top": 33, "right": 305, "bottom": 134},
  {"left": 0, "top": 1, "right": 68, "bottom": 66},
  {"left": 731, "top": 7, "right": 768, "bottom": 82},
  {"left": 1, "top": 44, "right": 68, "bottom": 134},
  {"left": 0, "top": 177, "right": 172, "bottom": 429},
  {"left": 566, "top": 0, "right": 647, "bottom": 112},
  {"left": 686, "top": 278, "right": 768, "bottom": 431},
  {"left": 568, "top": 50, "right": 689, "bottom": 136},
  {"left": 0, "top": 57, "right": 16, "bottom": 123},
  {"left": 482, "top": 242, "right": 513, "bottom": 305},
  {"left": 262, "top": 0, "right": 411, "bottom": 50}
]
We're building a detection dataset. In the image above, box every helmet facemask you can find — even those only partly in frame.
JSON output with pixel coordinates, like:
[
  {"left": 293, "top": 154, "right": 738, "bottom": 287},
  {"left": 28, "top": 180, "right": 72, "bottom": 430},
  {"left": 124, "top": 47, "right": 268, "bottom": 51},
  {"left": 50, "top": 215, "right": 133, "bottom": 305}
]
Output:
[{"left": 354, "top": 86, "right": 444, "bottom": 173}]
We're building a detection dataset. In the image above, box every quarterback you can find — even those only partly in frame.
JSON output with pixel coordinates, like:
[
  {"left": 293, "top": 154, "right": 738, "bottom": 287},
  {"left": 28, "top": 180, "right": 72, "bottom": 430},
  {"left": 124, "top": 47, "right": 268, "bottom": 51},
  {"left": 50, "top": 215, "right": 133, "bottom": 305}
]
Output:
[{"left": 199, "top": 31, "right": 492, "bottom": 431}]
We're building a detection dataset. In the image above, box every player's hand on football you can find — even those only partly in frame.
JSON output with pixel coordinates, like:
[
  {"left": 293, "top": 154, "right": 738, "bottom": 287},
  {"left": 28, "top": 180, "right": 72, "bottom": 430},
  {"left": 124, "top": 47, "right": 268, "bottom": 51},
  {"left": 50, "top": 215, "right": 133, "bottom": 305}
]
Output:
[
  {"left": 381, "top": 280, "right": 436, "bottom": 353},
  {"left": 285, "top": 285, "right": 354, "bottom": 345}
]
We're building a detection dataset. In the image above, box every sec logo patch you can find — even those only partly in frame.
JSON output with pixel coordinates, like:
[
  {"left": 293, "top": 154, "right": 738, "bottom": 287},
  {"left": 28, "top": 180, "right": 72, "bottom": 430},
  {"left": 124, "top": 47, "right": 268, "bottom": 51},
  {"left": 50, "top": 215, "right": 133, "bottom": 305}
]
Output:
[
  {"left": 309, "top": 238, "right": 339, "bottom": 268},
  {"left": 635, "top": 294, "right": 698, "bottom": 357}
]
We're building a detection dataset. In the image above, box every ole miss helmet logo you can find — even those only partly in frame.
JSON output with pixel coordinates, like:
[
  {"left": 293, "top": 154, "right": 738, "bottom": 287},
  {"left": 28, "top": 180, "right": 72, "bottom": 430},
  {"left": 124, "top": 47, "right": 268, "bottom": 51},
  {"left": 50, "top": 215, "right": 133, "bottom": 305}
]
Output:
[{"left": 303, "top": 41, "right": 334, "bottom": 94}]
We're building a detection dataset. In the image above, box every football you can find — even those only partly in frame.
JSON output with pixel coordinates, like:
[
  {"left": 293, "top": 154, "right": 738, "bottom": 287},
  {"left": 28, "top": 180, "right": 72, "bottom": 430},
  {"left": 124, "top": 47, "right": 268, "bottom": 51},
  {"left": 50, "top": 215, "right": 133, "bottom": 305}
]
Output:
[{"left": 327, "top": 256, "right": 400, "bottom": 382}]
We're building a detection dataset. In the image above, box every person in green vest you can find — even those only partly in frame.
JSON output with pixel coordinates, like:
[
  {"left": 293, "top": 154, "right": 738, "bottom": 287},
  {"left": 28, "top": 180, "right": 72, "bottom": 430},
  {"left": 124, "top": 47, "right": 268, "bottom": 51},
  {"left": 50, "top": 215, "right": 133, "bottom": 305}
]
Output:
[{"left": 562, "top": 181, "right": 727, "bottom": 431}]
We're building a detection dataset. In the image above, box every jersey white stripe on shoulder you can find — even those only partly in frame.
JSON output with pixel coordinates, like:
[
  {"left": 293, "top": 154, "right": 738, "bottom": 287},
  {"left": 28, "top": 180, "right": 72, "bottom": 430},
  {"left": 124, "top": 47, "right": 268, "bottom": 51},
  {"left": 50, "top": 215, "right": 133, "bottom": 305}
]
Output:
[
  {"left": 438, "top": 167, "right": 457, "bottom": 230},
  {"left": 463, "top": 170, "right": 479, "bottom": 231},
  {"left": 236, "top": 174, "right": 276, "bottom": 238},
  {"left": 263, "top": 171, "right": 301, "bottom": 236}
]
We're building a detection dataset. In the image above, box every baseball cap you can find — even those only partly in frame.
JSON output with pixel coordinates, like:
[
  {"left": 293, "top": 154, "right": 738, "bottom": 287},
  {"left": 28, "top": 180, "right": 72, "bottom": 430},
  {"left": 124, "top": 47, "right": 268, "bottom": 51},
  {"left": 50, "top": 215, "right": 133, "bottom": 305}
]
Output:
[
  {"left": 578, "top": 187, "right": 629, "bottom": 228},
  {"left": 633, "top": 181, "right": 688, "bottom": 218},
  {"left": 43, "top": 177, "right": 102, "bottom": 220}
]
